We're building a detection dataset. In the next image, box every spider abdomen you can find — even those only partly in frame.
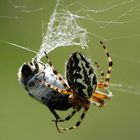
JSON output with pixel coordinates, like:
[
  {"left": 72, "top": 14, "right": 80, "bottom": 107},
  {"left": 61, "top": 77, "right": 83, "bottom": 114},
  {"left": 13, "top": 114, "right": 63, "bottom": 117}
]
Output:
[{"left": 66, "top": 52, "right": 97, "bottom": 99}]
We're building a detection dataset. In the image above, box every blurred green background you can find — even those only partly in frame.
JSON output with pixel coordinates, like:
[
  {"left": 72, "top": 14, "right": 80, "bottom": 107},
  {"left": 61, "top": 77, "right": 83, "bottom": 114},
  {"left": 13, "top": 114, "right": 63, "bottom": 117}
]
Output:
[{"left": 0, "top": 0, "right": 140, "bottom": 140}]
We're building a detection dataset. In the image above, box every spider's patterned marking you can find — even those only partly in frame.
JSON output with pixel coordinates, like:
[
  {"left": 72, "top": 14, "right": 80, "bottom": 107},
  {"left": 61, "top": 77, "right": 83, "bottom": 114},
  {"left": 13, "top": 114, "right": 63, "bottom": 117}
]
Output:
[{"left": 66, "top": 52, "right": 97, "bottom": 99}]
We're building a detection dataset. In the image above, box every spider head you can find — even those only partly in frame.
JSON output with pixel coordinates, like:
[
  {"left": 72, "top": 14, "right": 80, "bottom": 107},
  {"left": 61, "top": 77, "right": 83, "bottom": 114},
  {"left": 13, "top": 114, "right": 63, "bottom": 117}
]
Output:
[{"left": 18, "top": 58, "right": 44, "bottom": 89}]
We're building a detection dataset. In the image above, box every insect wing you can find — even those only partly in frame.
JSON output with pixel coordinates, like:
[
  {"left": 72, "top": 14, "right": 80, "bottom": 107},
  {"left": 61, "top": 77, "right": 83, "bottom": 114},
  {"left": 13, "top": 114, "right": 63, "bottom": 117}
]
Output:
[{"left": 66, "top": 52, "right": 97, "bottom": 99}]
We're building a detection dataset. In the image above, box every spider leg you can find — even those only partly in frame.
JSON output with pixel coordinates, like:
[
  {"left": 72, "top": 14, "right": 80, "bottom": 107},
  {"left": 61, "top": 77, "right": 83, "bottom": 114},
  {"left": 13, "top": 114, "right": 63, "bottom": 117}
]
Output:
[
  {"left": 90, "top": 90, "right": 113, "bottom": 107},
  {"left": 55, "top": 106, "right": 89, "bottom": 133},
  {"left": 94, "top": 90, "right": 112, "bottom": 99},
  {"left": 54, "top": 109, "right": 77, "bottom": 122},
  {"left": 44, "top": 52, "right": 71, "bottom": 91},
  {"left": 98, "top": 41, "right": 113, "bottom": 88},
  {"left": 95, "top": 61, "right": 105, "bottom": 83},
  {"left": 44, "top": 83, "right": 73, "bottom": 95}
]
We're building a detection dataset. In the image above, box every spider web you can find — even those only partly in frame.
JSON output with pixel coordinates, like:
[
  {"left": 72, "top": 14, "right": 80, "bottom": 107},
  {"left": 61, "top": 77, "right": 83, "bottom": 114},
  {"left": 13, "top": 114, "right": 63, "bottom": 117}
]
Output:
[
  {"left": 36, "top": 0, "right": 88, "bottom": 60},
  {"left": 0, "top": 0, "right": 140, "bottom": 96}
]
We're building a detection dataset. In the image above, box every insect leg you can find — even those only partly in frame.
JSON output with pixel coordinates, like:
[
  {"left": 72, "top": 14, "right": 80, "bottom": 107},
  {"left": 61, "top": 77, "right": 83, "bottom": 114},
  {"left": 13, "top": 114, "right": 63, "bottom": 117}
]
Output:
[
  {"left": 41, "top": 96, "right": 60, "bottom": 120},
  {"left": 48, "top": 106, "right": 60, "bottom": 120}
]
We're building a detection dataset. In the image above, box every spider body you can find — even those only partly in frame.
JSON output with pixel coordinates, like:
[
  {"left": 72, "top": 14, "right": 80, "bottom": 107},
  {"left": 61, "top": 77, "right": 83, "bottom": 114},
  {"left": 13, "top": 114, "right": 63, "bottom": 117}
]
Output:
[
  {"left": 18, "top": 41, "right": 113, "bottom": 133},
  {"left": 66, "top": 52, "right": 97, "bottom": 99}
]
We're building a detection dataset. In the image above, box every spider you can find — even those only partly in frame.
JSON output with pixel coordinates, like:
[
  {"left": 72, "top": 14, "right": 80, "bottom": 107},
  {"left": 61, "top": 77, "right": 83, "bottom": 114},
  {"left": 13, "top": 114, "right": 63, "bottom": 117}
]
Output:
[{"left": 18, "top": 41, "right": 113, "bottom": 133}]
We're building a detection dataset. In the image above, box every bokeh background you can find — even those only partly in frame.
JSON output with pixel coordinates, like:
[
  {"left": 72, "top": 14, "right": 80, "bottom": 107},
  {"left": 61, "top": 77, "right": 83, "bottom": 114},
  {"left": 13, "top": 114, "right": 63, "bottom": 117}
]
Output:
[{"left": 0, "top": 0, "right": 140, "bottom": 140}]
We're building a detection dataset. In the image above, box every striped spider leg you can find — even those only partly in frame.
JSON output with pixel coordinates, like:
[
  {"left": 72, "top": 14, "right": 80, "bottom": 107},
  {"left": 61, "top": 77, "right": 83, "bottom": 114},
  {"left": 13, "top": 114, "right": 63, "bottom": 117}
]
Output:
[
  {"left": 96, "top": 41, "right": 113, "bottom": 88},
  {"left": 94, "top": 61, "right": 105, "bottom": 83},
  {"left": 90, "top": 41, "right": 113, "bottom": 106},
  {"left": 44, "top": 52, "right": 72, "bottom": 91},
  {"left": 55, "top": 105, "right": 90, "bottom": 133}
]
